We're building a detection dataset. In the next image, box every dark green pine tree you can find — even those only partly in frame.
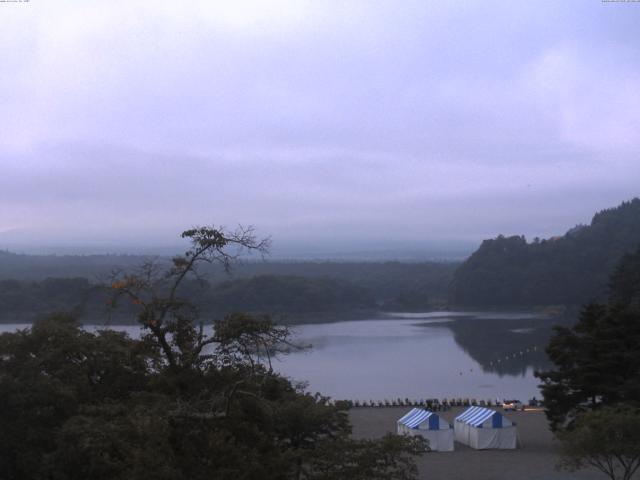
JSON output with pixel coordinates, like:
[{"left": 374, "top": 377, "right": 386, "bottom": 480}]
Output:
[{"left": 536, "top": 246, "right": 640, "bottom": 431}]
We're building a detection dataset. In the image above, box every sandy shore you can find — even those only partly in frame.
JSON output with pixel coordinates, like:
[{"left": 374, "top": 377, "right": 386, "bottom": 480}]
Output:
[{"left": 349, "top": 407, "right": 605, "bottom": 480}]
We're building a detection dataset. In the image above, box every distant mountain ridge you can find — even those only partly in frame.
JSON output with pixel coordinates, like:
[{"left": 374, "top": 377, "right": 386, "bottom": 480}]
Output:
[{"left": 450, "top": 198, "right": 640, "bottom": 307}]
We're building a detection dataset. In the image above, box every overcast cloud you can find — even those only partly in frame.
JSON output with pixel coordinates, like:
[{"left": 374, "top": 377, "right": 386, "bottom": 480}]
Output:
[{"left": 1, "top": 0, "right": 639, "bottom": 256}]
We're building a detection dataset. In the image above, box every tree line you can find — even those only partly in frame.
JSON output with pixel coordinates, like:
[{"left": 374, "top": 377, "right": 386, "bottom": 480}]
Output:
[
  {"left": 0, "top": 263, "right": 457, "bottom": 324},
  {"left": 0, "top": 275, "right": 377, "bottom": 324}
]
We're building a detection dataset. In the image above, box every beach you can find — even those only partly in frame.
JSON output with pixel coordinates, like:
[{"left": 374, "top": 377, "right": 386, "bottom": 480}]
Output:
[{"left": 349, "top": 407, "right": 604, "bottom": 480}]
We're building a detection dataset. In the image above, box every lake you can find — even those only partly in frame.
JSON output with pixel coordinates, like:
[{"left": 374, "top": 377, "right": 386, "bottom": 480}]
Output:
[
  {"left": 0, "top": 311, "right": 554, "bottom": 402},
  {"left": 277, "top": 312, "right": 551, "bottom": 402}
]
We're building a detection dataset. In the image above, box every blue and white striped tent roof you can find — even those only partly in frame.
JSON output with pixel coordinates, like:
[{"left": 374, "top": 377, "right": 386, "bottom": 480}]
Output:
[
  {"left": 455, "top": 406, "right": 513, "bottom": 428},
  {"left": 398, "top": 408, "right": 447, "bottom": 430}
]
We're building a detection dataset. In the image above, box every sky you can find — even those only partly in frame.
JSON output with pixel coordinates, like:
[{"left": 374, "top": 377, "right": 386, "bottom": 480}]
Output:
[{"left": 1, "top": 0, "right": 639, "bottom": 257}]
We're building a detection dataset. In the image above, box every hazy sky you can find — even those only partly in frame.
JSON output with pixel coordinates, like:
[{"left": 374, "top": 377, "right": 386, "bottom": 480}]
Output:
[{"left": 1, "top": 0, "right": 639, "bottom": 255}]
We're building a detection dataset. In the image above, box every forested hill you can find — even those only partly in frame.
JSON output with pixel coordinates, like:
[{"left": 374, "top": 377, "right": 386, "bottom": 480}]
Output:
[{"left": 450, "top": 198, "right": 640, "bottom": 307}]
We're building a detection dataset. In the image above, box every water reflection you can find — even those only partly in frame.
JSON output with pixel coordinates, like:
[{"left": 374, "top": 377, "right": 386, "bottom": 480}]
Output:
[
  {"left": 438, "top": 315, "right": 557, "bottom": 377},
  {"left": 383, "top": 311, "right": 562, "bottom": 377},
  {"left": 276, "top": 312, "right": 564, "bottom": 400},
  {"left": 0, "top": 311, "right": 572, "bottom": 401}
]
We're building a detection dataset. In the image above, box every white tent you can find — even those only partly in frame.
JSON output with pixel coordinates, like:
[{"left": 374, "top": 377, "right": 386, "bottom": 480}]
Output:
[
  {"left": 397, "top": 408, "right": 454, "bottom": 452},
  {"left": 454, "top": 406, "right": 517, "bottom": 449}
]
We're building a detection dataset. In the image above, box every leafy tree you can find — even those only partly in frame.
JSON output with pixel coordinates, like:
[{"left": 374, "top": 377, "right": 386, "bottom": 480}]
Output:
[
  {"left": 536, "top": 246, "right": 640, "bottom": 431},
  {"left": 47, "top": 402, "right": 182, "bottom": 480},
  {"left": 0, "top": 225, "right": 426, "bottom": 480},
  {"left": 0, "top": 313, "right": 153, "bottom": 479},
  {"left": 108, "top": 225, "right": 270, "bottom": 371},
  {"left": 557, "top": 407, "right": 640, "bottom": 480},
  {"left": 214, "top": 312, "right": 295, "bottom": 372}
]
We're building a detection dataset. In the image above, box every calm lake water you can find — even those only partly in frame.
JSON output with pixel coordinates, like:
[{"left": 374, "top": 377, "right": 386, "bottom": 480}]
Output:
[
  {"left": 0, "top": 311, "right": 550, "bottom": 402},
  {"left": 277, "top": 313, "right": 547, "bottom": 402}
]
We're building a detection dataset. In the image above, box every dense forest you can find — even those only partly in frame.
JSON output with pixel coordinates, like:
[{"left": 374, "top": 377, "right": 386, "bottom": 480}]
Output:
[
  {"left": 0, "top": 275, "right": 373, "bottom": 324},
  {"left": 0, "top": 253, "right": 456, "bottom": 304},
  {"left": 0, "top": 260, "right": 458, "bottom": 324},
  {"left": 450, "top": 198, "right": 640, "bottom": 307},
  {"left": 0, "top": 250, "right": 143, "bottom": 280}
]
